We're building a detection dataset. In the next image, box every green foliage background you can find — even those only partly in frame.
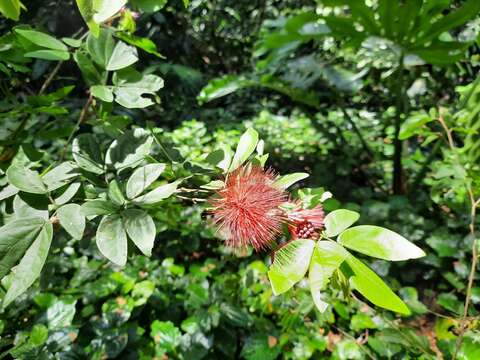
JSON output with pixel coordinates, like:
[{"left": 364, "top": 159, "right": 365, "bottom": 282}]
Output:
[{"left": 0, "top": 0, "right": 479, "bottom": 359}]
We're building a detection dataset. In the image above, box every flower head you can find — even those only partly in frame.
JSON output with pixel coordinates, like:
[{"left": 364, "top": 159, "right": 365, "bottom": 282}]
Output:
[
  {"left": 287, "top": 202, "right": 325, "bottom": 239},
  {"left": 210, "top": 165, "right": 287, "bottom": 251}
]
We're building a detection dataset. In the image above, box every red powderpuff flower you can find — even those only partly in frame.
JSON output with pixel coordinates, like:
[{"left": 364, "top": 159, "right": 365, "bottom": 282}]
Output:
[
  {"left": 210, "top": 165, "right": 287, "bottom": 251},
  {"left": 287, "top": 202, "right": 325, "bottom": 239}
]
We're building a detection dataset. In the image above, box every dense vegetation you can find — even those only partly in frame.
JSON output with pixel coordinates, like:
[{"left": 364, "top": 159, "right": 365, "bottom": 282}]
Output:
[{"left": 0, "top": 0, "right": 479, "bottom": 359}]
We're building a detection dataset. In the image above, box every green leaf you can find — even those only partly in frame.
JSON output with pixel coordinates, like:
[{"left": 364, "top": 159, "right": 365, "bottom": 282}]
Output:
[
  {"left": 62, "top": 37, "right": 82, "bottom": 47},
  {"left": 309, "top": 241, "right": 348, "bottom": 312},
  {"left": 122, "top": 209, "right": 156, "bottom": 256},
  {"left": 57, "top": 204, "right": 85, "bottom": 240},
  {"left": 112, "top": 70, "right": 164, "bottom": 108},
  {"left": 76, "top": 0, "right": 126, "bottom": 36},
  {"left": 0, "top": 217, "right": 45, "bottom": 279},
  {"left": 81, "top": 199, "right": 118, "bottom": 217},
  {"left": 72, "top": 134, "right": 104, "bottom": 174},
  {"left": 108, "top": 180, "right": 125, "bottom": 206},
  {"left": 93, "top": 0, "right": 127, "bottom": 23},
  {"left": 268, "top": 239, "right": 315, "bottom": 295},
  {"left": 0, "top": 185, "right": 19, "bottom": 201},
  {"left": 105, "top": 128, "right": 154, "bottom": 169},
  {"left": 74, "top": 51, "right": 103, "bottom": 85},
  {"left": 54, "top": 182, "right": 81, "bottom": 205},
  {"left": 24, "top": 50, "right": 70, "bottom": 61},
  {"left": 345, "top": 254, "right": 410, "bottom": 314},
  {"left": 90, "top": 85, "right": 113, "bottom": 102},
  {"left": 106, "top": 41, "right": 138, "bottom": 71},
  {"left": 126, "top": 163, "right": 166, "bottom": 199},
  {"left": 13, "top": 194, "right": 48, "bottom": 220},
  {"left": 0, "top": 0, "right": 22, "bottom": 20},
  {"left": 151, "top": 320, "right": 181, "bottom": 352},
  {"left": 15, "top": 29, "right": 68, "bottom": 51},
  {"left": 116, "top": 33, "right": 165, "bottom": 58},
  {"left": 132, "top": 180, "right": 181, "bottom": 205},
  {"left": 76, "top": 0, "right": 100, "bottom": 36},
  {"left": 197, "top": 75, "right": 253, "bottom": 104},
  {"left": 399, "top": 112, "right": 432, "bottom": 140},
  {"left": 96, "top": 215, "right": 127, "bottom": 266},
  {"left": 42, "top": 162, "right": 79, "bottom": 191},
  {"left": 131, "top": 0, "right": 167, "bottom": 13},
  {"left": 6, "top": 165, "right": 47, "bottom": 194},
  {"left": 228, "top": 128, "right": 259, "bottom": 172},
  {"left": 324, "top": 209, "right": 360, "bottom": 237},
  {"left": 417, "top": 0, "right": 480, "bottom": 44},
  {"left": 351, "top": 313, "right": 376, "bottom": 331},
  {"left": 273, "top": 172, "right": 309, "bottom": 189},
  {"left": 86, "top": 28, "right": 115, "bottom": 68},
  {"left": 2, "top": 222, "right": 53, "bottom": 309},
  {"left": 338, "top": 225, "right": 426, "bottom": 261}
]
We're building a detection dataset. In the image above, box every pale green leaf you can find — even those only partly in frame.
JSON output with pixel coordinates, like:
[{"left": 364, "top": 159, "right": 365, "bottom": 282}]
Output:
[
  {"left": 86, "top": 28, "right": 115, "bottom": 67},
  {"left": 6, "top": 165, "right": 47, "bottom": 194},
  {"left": 15, "top": 29, "right": 68, "bottom": 51},
  {"left": 268, "top": 239, "right": 315, "bottom": 295},
  {"left": 105, "top": 128, "right": 153, "bottom": 169},
  {"left": 126, "top": 163, "right": 166, "bottom": 199},
  {"left": 273, "top": 172, "right": 309, "bottom": 189},
  {"left": 132, "top": 180, "right": 181, "bottom": 205},
  {"left": 309, "top": 241, "right": 348, "bottom": 312},
  {"left": 2, "top": 222, "right": 53, "bottom": 309},
  {"left": 106, "top": 41, "right": 138, "bottom": 71},
  {"left": 24, "top": 50, "right": 70, "bottom": 61},
  {"left": 345, "top": 254, "right": 410, "bottom": 315},
  {"left": 13, "top": 195, "right": 48, "bottom": 220},
  {"left": 42, "top": 162, "right": 79, "bottom": 191},
  {"left": 54, "top": 182, "right": 81, "bottom": 205},
  {"left": 57, "top": 204, "right": 85, "bottom": 240},
  {"left": 81, "top": 199, "right": 118, "bottom": 217},
  {"left": 324, "top": 209, "right": 360, "bottom": 237},
  {"left": 338, "top": 225, "right": 426, "bottom": 261},
  {"left": 96, "top": 215, "right": 127, "bottom": 266},
  {"left": 122, "top": 209, "right": 156, "bottom": 256},
  {"left": 228, "top": 128, "right": 259, "bottom": 172},
  {"left": 0, "top": 217, "right": 45, "bottom": 279},
  {"left": 72, "top": 134, "right": 104, "bottom": 174},
  {"left": 93, "top": 0, "right": 127, "bottom": 23},
  {"left": 108, "top": 180, "right": 125, "bottom": 206},
  {"left": 90, "top": 85, "right": 113, "bottom": 102}
]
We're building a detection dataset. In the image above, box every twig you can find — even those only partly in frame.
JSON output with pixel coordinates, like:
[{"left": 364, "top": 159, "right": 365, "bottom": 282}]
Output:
[
  {"left": 39, "top": 61, "right": 63, "bottom": 95},
  {"left": 58, "top": 94, "right": 93, "bottom": 163}
]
